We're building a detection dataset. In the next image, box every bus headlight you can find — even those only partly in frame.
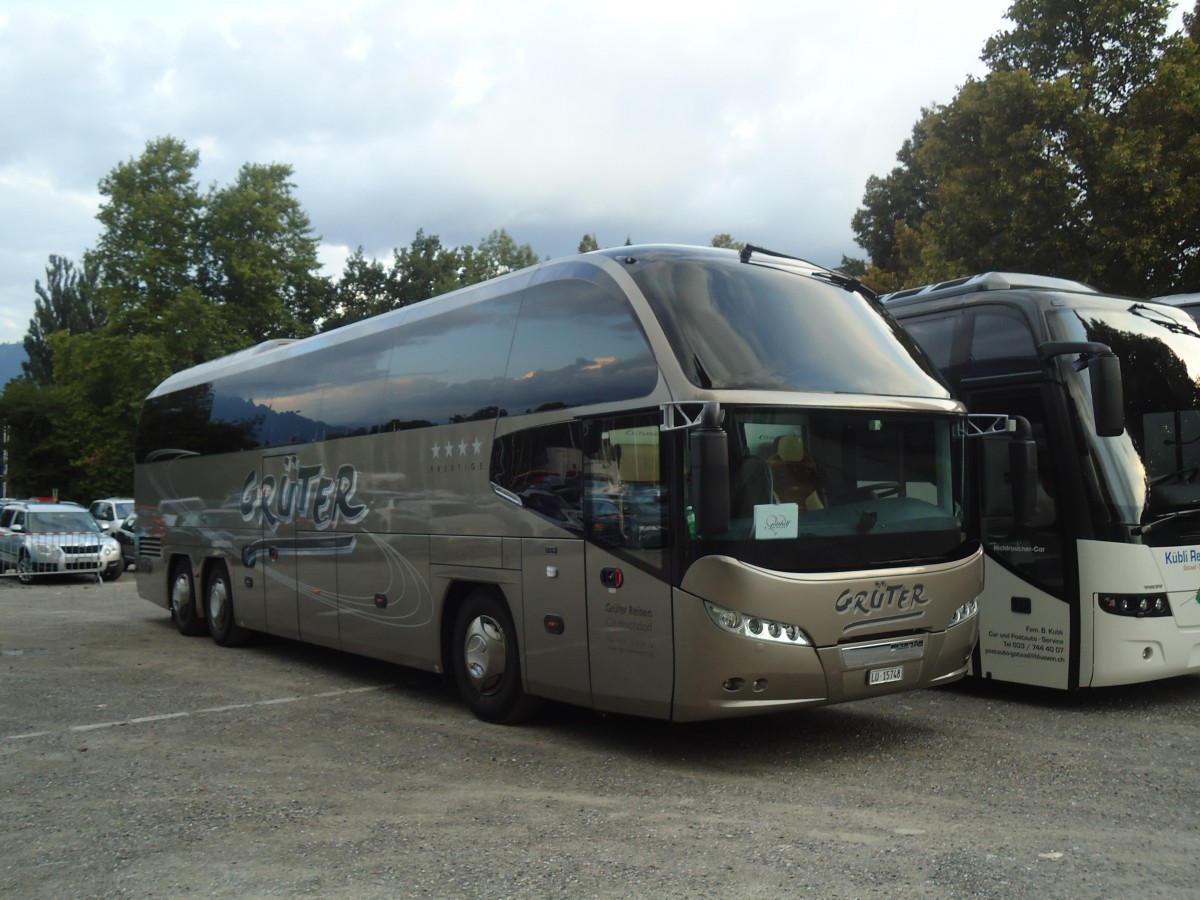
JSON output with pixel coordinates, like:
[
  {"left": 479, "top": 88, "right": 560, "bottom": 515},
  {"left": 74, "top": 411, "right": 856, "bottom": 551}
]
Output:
[
  {"left": 948, "top": 597, "right": 978, "bottom": 627},
  {"left": 704, "top": 600, "right": 812, "bottom": 646},
  {"left": 1098, "top": 593, "right": 1171, "bottom": 618}
]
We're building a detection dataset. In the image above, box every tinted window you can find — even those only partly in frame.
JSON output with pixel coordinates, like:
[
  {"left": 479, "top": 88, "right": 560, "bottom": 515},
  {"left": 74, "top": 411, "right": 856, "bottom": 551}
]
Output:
[
  {"left": 136, "top": 384, "right": 213, "bottom": 462},
  {"left": 381, "top": 293, "right": 523, "bottom": 428},
  {"left": 490, "top": 421, "right": 584, "bottom": 531},
  {"left": 902, "top": 314, "right": 958, "bottom": 369},
  {"left": 631, "top": 258, "right": 947, "bottom": 397},
  {"left": 503, "top": 264, "right": 657, "bottom": 414},
  {"left": 968, "top": 308, "right": 1038, "bottom": 377}
]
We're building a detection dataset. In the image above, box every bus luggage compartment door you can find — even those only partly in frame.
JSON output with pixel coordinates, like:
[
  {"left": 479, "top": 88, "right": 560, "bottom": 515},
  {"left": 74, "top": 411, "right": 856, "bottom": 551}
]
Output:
[
  {"left": 585, "top": 544, "right": 673, "bottom": 719},
  {"left": 521, "top": 538, "right": 590, "bottom": 708}
]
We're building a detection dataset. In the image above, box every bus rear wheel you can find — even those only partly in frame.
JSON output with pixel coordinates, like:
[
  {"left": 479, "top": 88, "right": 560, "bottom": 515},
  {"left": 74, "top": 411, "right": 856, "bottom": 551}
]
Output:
[
  {"left": 205, "top": 562, "right": 250, "bottom": 647},
  {"left": 452, "top": 589, "right": 542, "bottom": 724},
  {"left": 170, "top": 561, "right": 207, "bottom": 636}
]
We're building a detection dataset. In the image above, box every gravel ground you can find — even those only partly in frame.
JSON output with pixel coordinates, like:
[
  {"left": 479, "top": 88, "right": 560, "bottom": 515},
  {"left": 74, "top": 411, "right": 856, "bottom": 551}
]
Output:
[{"left": 2, "top": 576, "right": 1198, "bottom": 899}]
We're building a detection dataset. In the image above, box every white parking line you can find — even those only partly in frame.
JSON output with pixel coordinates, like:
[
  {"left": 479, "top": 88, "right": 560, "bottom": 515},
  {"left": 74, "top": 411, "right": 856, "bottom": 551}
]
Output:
[{"left": 4, "top": 683, "right": 392, "bottom": 741}]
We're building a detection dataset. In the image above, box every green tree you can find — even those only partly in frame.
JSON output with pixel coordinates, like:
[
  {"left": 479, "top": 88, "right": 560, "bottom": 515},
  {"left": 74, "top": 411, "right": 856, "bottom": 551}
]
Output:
[
  {"left": 391, "top": 230, "right": 464, "bottom": 308},
  {"left": 202, "top": 162, "right": 328, "bottom": 344},
  {"left": 577, "top": 233, "right": 599, "bottom": 253},
  {"left": 3, "top": 136, "right": 335, "bottom": 497},
  {"left": 460, "top": 229, "right": 539, "bottom": 284},
  {"left": 94, "top": 136, "right": 204, "bottom": 337},
  {"left": 23, "top": 253, "right": 105, "bottom": 387},
  {"left": 710, "top": 233, "right": 744, "bottom": 250},
  {"left": 321, "top": 248, "right": 392, "bottom": 331},
  {"left": 851, "top": 1, "right": 1200, "bottom": 295}
]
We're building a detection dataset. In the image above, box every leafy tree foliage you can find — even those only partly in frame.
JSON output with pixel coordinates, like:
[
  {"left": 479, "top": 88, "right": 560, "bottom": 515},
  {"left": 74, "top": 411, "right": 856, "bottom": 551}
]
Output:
[
  {"left": 850, "top": 1, "right": 1200, "bottom": 296},
  {"left": 710, "top": 233, "right": 745, "bottom": 250},
  {"left": 201, "top": 162, "right": 327, "bottom": 344},
  {"left": 23, "top": 253, "right": 104, "bottom": 387},
  {"left": 1, "top": 132, "right": 545, "bottom": 498},
  {"left": 577, "top": 233, "right": 599, "bottom": 253},
  {"left": 321, "top": 229, "right": 539, "bottom": 332},
  {"left": 1, "top": 137, "right": 331, "bottom": 499}
]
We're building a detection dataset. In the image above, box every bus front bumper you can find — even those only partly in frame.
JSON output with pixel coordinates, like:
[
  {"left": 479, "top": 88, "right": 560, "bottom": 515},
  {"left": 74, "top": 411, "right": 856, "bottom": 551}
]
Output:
[{"left": 670, "top": 590, "right": 977, "bottom": 722}]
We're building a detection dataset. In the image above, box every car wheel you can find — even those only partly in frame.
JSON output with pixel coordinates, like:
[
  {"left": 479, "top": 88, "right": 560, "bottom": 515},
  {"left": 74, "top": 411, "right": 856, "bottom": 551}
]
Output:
[
  {"left": 206, "top": 562, "right": 250, "bottom": 647},
  {"left": 170, "top": 560, "right": 207, "bottom": 636},
  {"left": 451, "top": 588, "right": 543, "bottom": 724},
  {"left": 101, "top": 562, "right": 123, "bottom": 582},
  {"left": 16, "top": 552, "right": 34, "bottom": 585}
]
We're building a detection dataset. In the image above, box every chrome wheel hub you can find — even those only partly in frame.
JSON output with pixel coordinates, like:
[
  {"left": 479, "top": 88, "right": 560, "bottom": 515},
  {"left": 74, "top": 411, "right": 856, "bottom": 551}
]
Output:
[{"left": 463, "top": 615, "right": 506, "bottom": 695}]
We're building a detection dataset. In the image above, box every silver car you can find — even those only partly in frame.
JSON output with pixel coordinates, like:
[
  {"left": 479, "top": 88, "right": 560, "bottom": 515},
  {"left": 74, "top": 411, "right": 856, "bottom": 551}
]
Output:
[
  {"left": 88, "top": 497, "right": 135, "bottom": 535},
  {"left": 0, "top": 502, "right": 124, "bottom": 583}
]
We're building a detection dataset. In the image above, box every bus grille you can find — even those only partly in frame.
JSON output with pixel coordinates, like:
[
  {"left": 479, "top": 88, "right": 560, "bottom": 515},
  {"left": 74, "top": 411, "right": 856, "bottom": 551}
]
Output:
[{"left": 140, "top": 537, "right": 163, "bottom": 558}]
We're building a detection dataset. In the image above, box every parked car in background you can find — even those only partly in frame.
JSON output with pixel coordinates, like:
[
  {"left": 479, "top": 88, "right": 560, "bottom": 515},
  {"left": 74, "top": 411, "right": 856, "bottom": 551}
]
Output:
[
  {"left": 0, "top": 501, "right": 124, "bottom": 583},
  {"left": 89, "top": 497, "right": 135, "bottom": 535},
  {"left": 115, "top": 512, "right": 138, "bottom": 570}
]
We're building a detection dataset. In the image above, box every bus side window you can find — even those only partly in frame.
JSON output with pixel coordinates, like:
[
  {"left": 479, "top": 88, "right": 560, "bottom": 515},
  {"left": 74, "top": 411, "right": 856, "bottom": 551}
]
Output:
[
  {"left": 582, "top": 414, "right": 667, "bottom": 573},
  {"left": 490, "top": 422, "right": 584, "bottom": 533},
  {"left": 503, "top": 271, "right": 658, "bottom": 415}
]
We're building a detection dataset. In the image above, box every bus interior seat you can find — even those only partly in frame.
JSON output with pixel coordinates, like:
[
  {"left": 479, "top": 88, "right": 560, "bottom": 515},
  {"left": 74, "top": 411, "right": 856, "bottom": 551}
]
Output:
[{"left": 768, "top": 434, "right": 824, "bottom": 510}]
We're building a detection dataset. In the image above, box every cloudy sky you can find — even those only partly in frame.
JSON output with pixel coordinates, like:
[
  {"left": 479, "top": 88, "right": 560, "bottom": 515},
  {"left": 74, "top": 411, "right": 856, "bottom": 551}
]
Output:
[{"left": 0, "top": 0, "right": 1087, "bottom": 345}]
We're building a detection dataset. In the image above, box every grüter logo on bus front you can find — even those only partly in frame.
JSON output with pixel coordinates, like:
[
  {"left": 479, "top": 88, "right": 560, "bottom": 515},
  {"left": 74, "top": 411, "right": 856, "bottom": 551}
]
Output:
[{"left": 835, "top": 581, "right": 932, "bottom": 617}]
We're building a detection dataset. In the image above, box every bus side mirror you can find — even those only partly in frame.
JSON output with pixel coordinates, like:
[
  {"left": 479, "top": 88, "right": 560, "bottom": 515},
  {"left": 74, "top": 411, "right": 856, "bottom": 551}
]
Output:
[
  {"left": 690, "top": 404, "right": 730, "bottom": 536},
  {"left": 1039, "top": 340, "right": 1124, "bottom": 438},
  {"left": 1089, "top": 353, "right": 1124, "bottom": 437}
]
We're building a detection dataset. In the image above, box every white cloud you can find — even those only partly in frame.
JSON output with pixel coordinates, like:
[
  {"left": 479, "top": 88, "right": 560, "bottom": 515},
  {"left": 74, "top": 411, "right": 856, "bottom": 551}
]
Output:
[{"left": 0, "top": 0, "right": 1097, "bottom": 345}]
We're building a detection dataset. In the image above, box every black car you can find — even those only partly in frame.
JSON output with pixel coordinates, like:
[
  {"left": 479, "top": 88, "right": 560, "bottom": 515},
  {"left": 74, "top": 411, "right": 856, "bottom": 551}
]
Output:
[{"left": 115, "top": 513, "right": 137, "bottom": 569}]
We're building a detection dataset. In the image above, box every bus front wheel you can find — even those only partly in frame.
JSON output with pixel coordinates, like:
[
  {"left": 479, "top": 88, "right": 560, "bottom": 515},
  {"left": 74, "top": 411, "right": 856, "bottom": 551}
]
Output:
[
  {"left": 451, "top": 589, "right": 542, "bottom": 724},
  {"left": 170, "top": 561, "right": 207, "bottom": 636},
  {"left": 205, "top": 562, "right": 250, "bottom": 647}
]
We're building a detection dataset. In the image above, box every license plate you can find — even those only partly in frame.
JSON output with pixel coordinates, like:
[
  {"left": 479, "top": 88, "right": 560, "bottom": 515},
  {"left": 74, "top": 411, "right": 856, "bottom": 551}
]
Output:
[{"left": 868, "top": 665, "right": 904, "bottom": 685}]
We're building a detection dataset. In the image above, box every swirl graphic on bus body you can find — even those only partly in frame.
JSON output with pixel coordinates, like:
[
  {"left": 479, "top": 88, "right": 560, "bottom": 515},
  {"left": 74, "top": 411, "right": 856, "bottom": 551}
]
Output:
[{"left": 238, "top": 460, "right": 369, "bottom": 567}]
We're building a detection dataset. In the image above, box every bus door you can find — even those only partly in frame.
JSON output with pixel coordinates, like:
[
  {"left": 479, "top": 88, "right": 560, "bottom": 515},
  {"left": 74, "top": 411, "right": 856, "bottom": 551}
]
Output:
[
  {"left": 965, "top": 384, "right": 1075, "bottom": 689},
  {"left": 583, "top": 418, "right": 673, "bottom": 718}
]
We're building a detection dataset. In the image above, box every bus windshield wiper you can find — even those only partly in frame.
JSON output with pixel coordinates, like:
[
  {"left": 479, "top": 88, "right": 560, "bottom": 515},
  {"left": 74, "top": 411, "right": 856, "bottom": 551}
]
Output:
[
  {"left": 1133, "top": 507, "right": 1200, "bottom": 536},
  {"left": 738, "top": 244, "right": 877, "bottom": 300}
]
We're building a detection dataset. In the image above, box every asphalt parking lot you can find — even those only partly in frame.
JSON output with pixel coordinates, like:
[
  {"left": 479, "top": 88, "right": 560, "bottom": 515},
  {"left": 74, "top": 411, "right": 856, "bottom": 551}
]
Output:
[{"left": 3, "top": 575, "right": 1199, "bottom": 898}]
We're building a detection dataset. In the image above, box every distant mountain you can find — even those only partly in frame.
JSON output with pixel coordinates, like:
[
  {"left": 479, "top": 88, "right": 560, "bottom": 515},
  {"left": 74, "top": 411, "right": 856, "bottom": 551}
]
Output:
[{"left": 0, "top": 343, "right": 26, "bottom": 385}]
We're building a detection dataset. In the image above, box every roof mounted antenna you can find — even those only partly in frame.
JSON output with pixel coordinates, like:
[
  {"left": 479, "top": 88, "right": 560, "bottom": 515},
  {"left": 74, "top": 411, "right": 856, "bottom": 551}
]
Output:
[{"left": 738, "top": 243, "right": 877, "bottom": 300}]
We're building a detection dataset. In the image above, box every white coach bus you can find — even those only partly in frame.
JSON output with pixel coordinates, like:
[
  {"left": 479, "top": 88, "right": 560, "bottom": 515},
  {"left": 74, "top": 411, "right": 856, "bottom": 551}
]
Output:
[
  {"left": 886, "top": 272, "right": 1200, "bottom": 690},
  {"left": 134, "top": 244, "right": 983, "bottom": 722}
]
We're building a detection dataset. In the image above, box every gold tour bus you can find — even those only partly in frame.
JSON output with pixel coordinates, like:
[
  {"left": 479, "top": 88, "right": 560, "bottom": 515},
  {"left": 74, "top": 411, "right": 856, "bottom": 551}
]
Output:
[
  {"left": 887, "top": 272, "right": 1200, "bottom": 690},
  {"left": 134, "top": 244, "right": 983, "bottom": 723}
]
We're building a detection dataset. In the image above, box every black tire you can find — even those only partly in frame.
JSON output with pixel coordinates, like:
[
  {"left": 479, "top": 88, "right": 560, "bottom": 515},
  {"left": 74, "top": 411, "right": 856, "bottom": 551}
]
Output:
[
  {"left": 451, "top": 588, "right": 542, "bottom": 724},
  {"left": 16, "top": 551, "right": 34, "bottom": 585},
  {"left": 205, "top": 562, "right": 250, "bottom": 647},
  {"left": 101, "top": 562, "right": 123, "bottom": 582},
  {"left": 170, "top": 560, "right": 207, "bottom": 636}
]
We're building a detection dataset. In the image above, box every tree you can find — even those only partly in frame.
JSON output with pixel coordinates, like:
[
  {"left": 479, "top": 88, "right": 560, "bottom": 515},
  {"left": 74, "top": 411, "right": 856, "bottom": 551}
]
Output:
[
  {"left": 460, "top": 229, "right": 539, "bottom": 284},
  {"left": 850, "top": 1, "right": 1200, "bottom": 296},
  {"left": 391, "top": 230, "right": 464, "bottom": 308},
  {"left": 710, "top": 233, "right": 744, "bottom": 250},
  {"left": 321, "top": 248, "right": 392, "bottom": 331},
  {"left": 3, "top": 136, "right": 336, "bottom": 497},
  {"left": 94, "top": 136, "right": 204, "bottom": 337},
  {"left": 23, "top": 253, "right": 105, "bottom": 387},
  {"left": 577, "top": 233, "right": 599, "bottom": 253},
  {"left": 202, "top": 162, "right": 328, "bottom": 344}
]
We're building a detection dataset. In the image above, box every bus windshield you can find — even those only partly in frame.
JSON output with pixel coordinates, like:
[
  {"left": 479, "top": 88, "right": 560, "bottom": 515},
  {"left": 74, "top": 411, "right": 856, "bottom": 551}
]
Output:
[
  {"left": 628, "top": 255, "right": 949, "bottom": 398},
  {"left": 1048, "top": 303, "right": 1200, "bottom": 530},
  {"left": 684, "top": 406, "right": 968, "bottom": 573}
]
